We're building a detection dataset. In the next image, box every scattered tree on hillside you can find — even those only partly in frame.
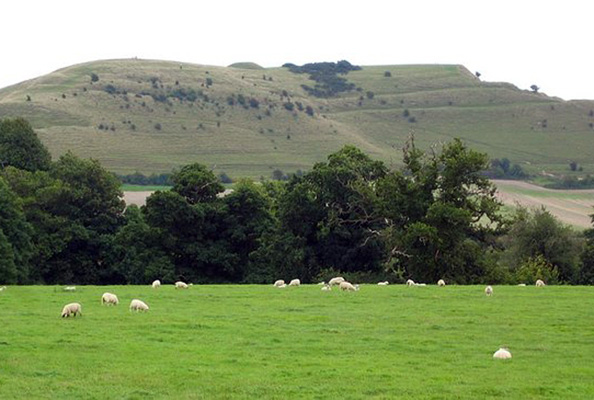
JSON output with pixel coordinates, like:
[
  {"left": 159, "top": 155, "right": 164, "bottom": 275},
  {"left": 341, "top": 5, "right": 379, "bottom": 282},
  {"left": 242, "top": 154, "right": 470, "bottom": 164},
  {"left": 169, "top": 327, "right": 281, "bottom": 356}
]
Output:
[{"left": 530, "top": 84, "right": 540, "bottom": 93}]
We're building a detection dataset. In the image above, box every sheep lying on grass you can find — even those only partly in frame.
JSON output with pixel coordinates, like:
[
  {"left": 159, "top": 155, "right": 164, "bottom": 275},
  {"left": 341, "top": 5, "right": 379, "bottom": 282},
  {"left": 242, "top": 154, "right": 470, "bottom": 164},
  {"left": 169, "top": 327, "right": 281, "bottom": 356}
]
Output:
[
  {"left": 101, "top": 292, "right": 119, "bottom": 306},
  {"left": 129, "top": 299, "right": 149, "bottom": 312},
  {"left": 406, "top": 279, "right": 415, "bottom": 286},
  {"left": 0, "top": 286, "right": 6, "bottom": 292},
  {"left": 536, "top": 279, "right": 546, "bottom": 287},
  {"left": 377, "top": 281, "right": 389, "bottom": 286},
  {"left": 339, "top": 281, "right": 360, "bottom": 291},
  {"left": 63, "top": 286, "right": 76, "bottom": 292},
  {"left": 437, "top": 279, "right": 446, "bottom": 287},
  {"left": 321, "top": 284, "right": 331, "bottom": 291},
  {"left": 493, "top": 347, "right": 512, "bottom": 359},
  {"left": 328, "top": 277, "right": 345, "bottom": 286},
  {"left": 517, "top": 284, "right": 526, "bottom": 287},
  {"left": 273, "top": 280, "right": 285, "bottom": 287},
  {"left": 61, "top": 302, "right": 82, "bottom": 318},
  {"left": 289, "top": 279, "right": 301, "bottom": 287},
  {"left": 485, "top": 286, "right": 493, "bottom": 296},
  {"left": 152, "top": 280, "right": 161, "bottom": 288}
]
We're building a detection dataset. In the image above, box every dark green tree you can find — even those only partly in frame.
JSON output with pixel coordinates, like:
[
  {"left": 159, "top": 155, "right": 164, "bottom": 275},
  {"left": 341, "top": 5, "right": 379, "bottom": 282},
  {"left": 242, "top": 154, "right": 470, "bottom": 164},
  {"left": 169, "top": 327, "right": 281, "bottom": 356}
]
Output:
[
  {"left": 171, "top": 163, "right": 224, "bottom": 204},
  {"left": 0, "top": 117, "right": 52, "bottom": 171}
]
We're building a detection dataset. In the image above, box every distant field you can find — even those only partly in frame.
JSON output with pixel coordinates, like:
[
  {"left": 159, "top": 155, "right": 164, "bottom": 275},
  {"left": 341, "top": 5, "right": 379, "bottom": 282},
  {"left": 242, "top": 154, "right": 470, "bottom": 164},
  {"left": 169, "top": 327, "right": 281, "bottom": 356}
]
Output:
[
  {"left": 0, "top": 285, "right": 592, "bottom": 399},
  {"left": 493, "top": 180, "right": 594, "bottom": 228}
]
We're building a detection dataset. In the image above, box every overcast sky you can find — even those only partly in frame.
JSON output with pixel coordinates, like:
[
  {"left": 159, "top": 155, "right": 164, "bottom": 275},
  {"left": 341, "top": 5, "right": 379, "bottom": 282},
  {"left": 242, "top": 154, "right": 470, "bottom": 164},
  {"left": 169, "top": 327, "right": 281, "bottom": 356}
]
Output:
[{"left": 2, "top": 1, "right": 592, "bottom": 100}]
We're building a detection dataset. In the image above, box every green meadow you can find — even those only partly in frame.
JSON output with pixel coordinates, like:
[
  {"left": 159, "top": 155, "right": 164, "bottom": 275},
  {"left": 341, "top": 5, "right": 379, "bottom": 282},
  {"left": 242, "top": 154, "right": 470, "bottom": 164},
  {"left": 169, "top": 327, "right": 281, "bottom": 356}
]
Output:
[{"left": 1, "top": 285, "right": 593, "bottom": 399}]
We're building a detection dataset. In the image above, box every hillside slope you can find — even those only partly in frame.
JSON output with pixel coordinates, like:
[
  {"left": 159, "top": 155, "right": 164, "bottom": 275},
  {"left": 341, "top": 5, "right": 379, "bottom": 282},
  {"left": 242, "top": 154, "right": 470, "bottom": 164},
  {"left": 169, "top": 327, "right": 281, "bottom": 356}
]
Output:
[{"left": 1, "top": 59, "right": 594, "bottom": 178}]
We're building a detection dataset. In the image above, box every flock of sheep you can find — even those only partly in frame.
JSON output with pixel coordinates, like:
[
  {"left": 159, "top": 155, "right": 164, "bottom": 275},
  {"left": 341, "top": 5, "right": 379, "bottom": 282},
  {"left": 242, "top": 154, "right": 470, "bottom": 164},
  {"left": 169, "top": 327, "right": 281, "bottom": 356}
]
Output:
[
  {"left": 1, "top": 276, "right": 548, "bottom": 360},
  {"left": 59, "top": 280, "right": 192, "bottom": 318},
  {"left": 272, "top": 276, "right": 548, "bottom": 360}
]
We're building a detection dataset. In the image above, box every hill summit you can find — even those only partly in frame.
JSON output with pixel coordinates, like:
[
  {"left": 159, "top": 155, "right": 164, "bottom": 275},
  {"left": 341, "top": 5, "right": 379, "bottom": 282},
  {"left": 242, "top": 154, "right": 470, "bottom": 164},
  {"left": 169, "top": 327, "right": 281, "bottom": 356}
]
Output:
[{"left": 1, "top": 58, "right": 593, "bottom": 179}]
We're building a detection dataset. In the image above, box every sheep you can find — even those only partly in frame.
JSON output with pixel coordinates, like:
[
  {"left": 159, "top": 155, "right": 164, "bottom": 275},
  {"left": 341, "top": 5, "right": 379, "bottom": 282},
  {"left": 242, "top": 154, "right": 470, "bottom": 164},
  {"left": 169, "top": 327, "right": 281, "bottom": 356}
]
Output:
[
  {"left": 437, "top": 279, "right": 446, "bottom": 287},
  {"left": 152, "top": 280, "right": 161, "bottom": 289},
  {"left": 493, "top": 347, "right": 512, "bottom": 359},
  {"left": 317, "top": 281, "right": 326, "bottom": 285},
  {"left": 288, "top": 279, "right": 301, "bottom": 287},
  {"left": 485, "top": 285, "right": 493, "bottom": 296},
  {"left": 339, "top": 281, "right": 360, "bottom": 291},
  {"left": 61, "top": 302, "right": 82, "bottom": 318},
  {"left": 276, "top": 283, "right": 287, "bottom": 288},
  {"left": 415, "top": 283, "right": 427, "bottom": 287},
  {"left": 406, "top": 279, "right": 415, "bottom": 286},
  {"left": 321, "top": 284, "right": 331, "bottom": 291},
  {"left": 129, "top": 299, "right": 149, "bottom": 312},
  {"left": 63, "top": 286, "right": 76, "bottom": 292},
  {"left": 175, "top": 281, "right": 189, "bottom": 289},
  {"left": 517, "top": 283, "right": 527, "bottom": 287},
  {"left": 273, "top": 280, "right": 285, "bottom": 287},
  {"left": 535, "top": 279, "right": 546, "bottom": 287},
  {"left": 377, "top": 281, "right": 389, "bottom": 286},
  {"left": 0, "top": 286, "right": 6, "bottom": 292},
  {"left": 328, "top": 277, "right": 345, "bottom": 286},
  {"left": 101, "top": 292, "right": 119, "bottom": 306}
]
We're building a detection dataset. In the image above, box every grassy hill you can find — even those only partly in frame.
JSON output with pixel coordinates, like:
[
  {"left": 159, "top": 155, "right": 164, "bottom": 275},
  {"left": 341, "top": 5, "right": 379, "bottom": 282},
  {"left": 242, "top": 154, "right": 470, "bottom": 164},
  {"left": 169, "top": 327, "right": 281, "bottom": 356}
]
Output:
[{"left": 1, "top": 58, "right": 594, "bottom": 179}]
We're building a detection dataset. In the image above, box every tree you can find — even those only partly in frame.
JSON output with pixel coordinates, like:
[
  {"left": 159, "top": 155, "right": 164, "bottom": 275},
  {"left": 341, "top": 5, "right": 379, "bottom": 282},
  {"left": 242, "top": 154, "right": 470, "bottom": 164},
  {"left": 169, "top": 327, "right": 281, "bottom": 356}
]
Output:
[
  {"left": 0, "top": 117, "right": 52, "bottom": 171},
  {"left": 170, "top": 163, "right": 224, "bottom": 204},
  {"left": 530, "top": 84, "right": 540, "bottom": 93}
]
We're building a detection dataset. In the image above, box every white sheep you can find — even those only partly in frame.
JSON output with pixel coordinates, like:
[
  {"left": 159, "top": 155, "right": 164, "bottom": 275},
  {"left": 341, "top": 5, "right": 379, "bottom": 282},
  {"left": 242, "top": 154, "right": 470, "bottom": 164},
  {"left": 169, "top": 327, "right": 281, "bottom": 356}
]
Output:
[
  {"left": 377, "top": 281, "right": 389, "bottom": 286},
  {"left": 485, "top": 285, "right": 493, "bottom": 296},
  {"left": 277, "top": 283, "right": 287, "bottom": 288},
  {"left": 63, "top": 286, "right": 76, "bottom": 292},
  {"left": 493, "top": 347, "right": 512, "bottom": 359},
  {"left": 101, "top": 292, "right": 119, "bottom": 306},
  {"left": 321, "top": 284, "right": 331, "bottom": 291},
  {"left": 273, "top": 280, "right": 285, "bottom": 287},
  {"left": 406, "top": 279, "right": 415, "bottom": 286},
  {"left": 437, "top": 279, "right": 446, "bottom": 287},
  {"left": 175, "top": 281, "right": 189, "bottom": 289},
  {"left": 288, "top": 279, "right": 301, "bottom": 287},
  {"left": 415, "top": 283, "right": 427, "bottom": 287},
  {"left": 0, "top": 286, "right": 6, "bottom": 292},
  {"left": 61, "top": 302, "right": 82, "bottom": 318},
  {"left": 535, "top": 279, "right": 546, "bottom": 287},
  {"left": 152, "top": 280, "right": 161, "bottom": 289},
  {"left": 339, "top": 281, "right": 360, "bottom": 291},
  {"left": 328, "top": 277, "right": 345, "bottom": 286},
  {"left": 317, "top": 281, "right": 326, "bottom": 285},
  {"left": 129, "top": 299, "right": 149, "bottom": 312},
  {"left": 517, "top": 283, "right": 527, "bottom": 287}
]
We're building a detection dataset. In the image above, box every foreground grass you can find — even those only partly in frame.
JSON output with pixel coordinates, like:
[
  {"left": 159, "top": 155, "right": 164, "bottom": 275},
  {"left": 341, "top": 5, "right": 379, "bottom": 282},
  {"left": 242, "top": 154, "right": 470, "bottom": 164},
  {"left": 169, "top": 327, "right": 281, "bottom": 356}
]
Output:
[{"left": 0, "top": 285, "right": 593, "bottom": 399}]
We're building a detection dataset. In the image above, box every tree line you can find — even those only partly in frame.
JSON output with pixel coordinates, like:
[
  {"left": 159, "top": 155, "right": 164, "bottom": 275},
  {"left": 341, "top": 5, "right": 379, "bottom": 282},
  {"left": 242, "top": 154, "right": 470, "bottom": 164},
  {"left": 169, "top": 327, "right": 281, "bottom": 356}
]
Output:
[{"left": 1, "top": 117, "right": 593, "bottom": 285}]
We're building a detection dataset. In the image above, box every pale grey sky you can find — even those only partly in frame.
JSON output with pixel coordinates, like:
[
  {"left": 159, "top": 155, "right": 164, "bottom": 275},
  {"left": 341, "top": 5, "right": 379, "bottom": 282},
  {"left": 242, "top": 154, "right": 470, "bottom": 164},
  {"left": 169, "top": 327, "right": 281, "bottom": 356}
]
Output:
[{"left": 2, "top": 0, "right": 592, "bottom": 100}]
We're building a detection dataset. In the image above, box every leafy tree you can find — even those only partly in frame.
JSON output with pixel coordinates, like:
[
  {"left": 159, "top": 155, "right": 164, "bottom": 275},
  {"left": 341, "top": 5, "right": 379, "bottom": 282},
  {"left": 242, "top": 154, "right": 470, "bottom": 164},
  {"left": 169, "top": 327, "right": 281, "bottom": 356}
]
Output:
[
  {"left": 171, "top": 163, "right": 224, "bottom": 204},
  {"left": 499, "top": 206, "right": 583, "bottom": 283},
  {"left": 0, "top": 117, "right": 52, "bottom": 171},
  {"left": 530, "top": 84, "right": 540, "bottom": 93}
]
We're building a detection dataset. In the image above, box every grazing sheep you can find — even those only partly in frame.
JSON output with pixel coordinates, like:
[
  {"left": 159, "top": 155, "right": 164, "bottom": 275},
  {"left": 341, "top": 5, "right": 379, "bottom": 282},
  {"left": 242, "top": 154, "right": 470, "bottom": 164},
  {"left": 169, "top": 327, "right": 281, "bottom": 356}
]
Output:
[
  {"left": 0, "top": 286, "right": 6, "bottom": 292},
  {"left": 61, "top": 302, "right": 82, "bottom": 318},
  {"left": 485, "top": 285, "right": 493, "bottom": 296},
  {"left": 63, "top": 286, "right": 76, "bottom": 292},
  {"left": 535, "top": 279, "right": 546, "bottom": 287},
  {"left": 328, "top": 277, "right": 345, "bottom": 286},
  {"left": 175, "top": 281, "right": 189, "bottom": 289},
  {"left": 152, "top": 280, "right": 161, "bottom": 289},
  {"left": 288, "top": 279, "right": 301, "bottom": 287},
  {"left": 406, "top": 279, "right": 415, "bottom": 286},
  {"left": 493, "top": 347, "right": 512, "bottom": 359},
  {"left": 101, "top": 292, "right": 119, "bottom": 306},
  {"left": 377, "top": 281, "right": 389, "bottom": 286},
  {"left": 437, "top": 279, "right": 446, "bottom": 287},
  {"left": 321, "top": 284, "right": 331, "bottom": 291},
  {"left": 129, "top": 299, "right": 149, "bottom": 312},
  {"left": 273, "top": 280, "right": 285, "bottom": 287},
  {"left": 339, "top": 281, "right": 359, "bottom": 291}
]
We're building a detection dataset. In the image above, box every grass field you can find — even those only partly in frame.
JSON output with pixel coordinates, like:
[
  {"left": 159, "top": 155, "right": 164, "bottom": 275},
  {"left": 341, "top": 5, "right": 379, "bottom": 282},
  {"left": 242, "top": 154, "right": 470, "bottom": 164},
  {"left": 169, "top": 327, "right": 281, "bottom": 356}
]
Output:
[{"left": 1, "top": 284, "right": 593, "bottom": 399}]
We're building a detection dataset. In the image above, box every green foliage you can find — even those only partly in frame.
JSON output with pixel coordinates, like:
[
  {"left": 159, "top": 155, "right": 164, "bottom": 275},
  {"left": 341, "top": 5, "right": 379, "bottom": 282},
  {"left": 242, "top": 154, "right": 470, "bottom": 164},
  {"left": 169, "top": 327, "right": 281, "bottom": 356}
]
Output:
[
  {"left": 170, "top": 163, "right": 224, "bottom": 204},
  {"left": 0, "top": 117, "right": 51, "bottom": 171},
  {"left": 515, "top": 254, "right": 559, "bottom": 284},
  {"left": 284, "top": 60, "right": 361, "bottom": 97},
  {"left": 486, "top": 157, "right": 527, "bottom": 179},
  {"left": 499, "top": 206, "right": 583, "bottom": 283}
]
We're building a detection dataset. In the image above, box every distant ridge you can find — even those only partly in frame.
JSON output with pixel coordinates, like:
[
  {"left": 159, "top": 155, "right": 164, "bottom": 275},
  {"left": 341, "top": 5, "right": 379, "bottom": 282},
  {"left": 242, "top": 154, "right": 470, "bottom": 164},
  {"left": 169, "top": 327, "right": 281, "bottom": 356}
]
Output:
[{"left": 1, "top": 58, "right": 593, "bottom": 179}]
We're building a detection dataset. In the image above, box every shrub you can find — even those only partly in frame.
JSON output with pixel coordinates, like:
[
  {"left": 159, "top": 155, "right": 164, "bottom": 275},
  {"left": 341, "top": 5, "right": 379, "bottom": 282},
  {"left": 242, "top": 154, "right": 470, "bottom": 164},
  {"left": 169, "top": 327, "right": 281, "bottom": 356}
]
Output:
[
  {"left": 90, "top": 73, "right": 99, "bottom": 82},
  {"left": 384, "top": 71, "right": 392, "bottom": 77},
  {"left": 515, "top": 255, "right": 559, "bottom": 284},
  {"left": 154, "top": 123, "right": 162, "bottom": 130}
]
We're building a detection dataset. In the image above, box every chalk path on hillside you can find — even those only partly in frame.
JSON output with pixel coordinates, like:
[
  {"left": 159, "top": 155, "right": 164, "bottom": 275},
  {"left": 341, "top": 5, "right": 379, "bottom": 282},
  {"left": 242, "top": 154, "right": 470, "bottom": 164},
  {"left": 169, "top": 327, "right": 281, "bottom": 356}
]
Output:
[{"left": 123, "top": 181, "right": 594, "bottom": 228}]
